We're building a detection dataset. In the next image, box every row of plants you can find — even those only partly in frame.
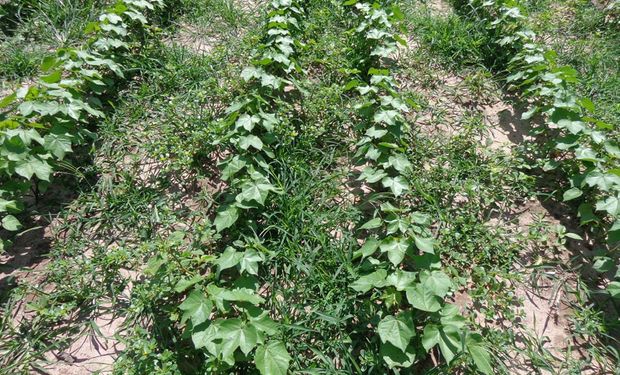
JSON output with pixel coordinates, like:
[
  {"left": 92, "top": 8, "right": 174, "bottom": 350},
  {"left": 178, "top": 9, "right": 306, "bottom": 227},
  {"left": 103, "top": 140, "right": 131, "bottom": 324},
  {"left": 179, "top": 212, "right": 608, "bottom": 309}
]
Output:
[
  {"left": 343, "top": 0, "right": 492, "bottom": 372},
  {"left": 0, "top": 0, "right": 166, "bottom": 250},
  {"left": 175, "top": 0, "right": 308, "bottom": 372},
  {"left": 451, "top": 0, "right": 620, "bottom": 300}
]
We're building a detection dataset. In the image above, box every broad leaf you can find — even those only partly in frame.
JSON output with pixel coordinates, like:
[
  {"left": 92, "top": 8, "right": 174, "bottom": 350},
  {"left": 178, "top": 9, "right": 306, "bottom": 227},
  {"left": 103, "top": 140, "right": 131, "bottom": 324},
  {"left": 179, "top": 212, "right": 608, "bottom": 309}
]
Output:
[
  {"left": 595, "top": 195, "right": 620, "bottom": 216},
  {"left": 380, "top": 237, "right": 411, "bottom": 266},
  {"left": 2, "top": 215, "right": 22, "bottom": 232},
  {"left": 43, "top": 134, "right": 72, "bottom": 159},
  {"left": 240, "top": 249, "right": 264, "bottom": 275},
  {"left": 414, "top": 235, "right": 434, "bottom": 254},
  {"left": 15, "top": 157, "right": 52, "bottom": 181},
  {"left": 179, "top": 290, "right": 212, "bottom": 326},
  {"left": 351, "top": 269, "right": 387, "bottom": 292},
  {"left": 238, "top": 135, "right": 264, "bottom": 151},
  {"left": 354, "top": 237, "right": 380, "bottom": 259},
  {"left": 420, "top": 271, "right": 452, "bottom": 297},
  {"left": 377, "top": 314, "right": 415, "bottom": 352},
  {"left": 386, "top": 270, "right": 416, "bottom": 291},
  {"left": 381, "top": 176, "right": 408, "bottom": 197},
  {"left": 584, "top": 172, "right": 620, "bottom": 191},
  {"left": 255, "top": 341, "right": 291, "bottom": 375},
  {"left": 215, "top": 247, "right": 243, "bottom": 272},
  {"left": 563, "top": 187, "right": 582, "bottom": 201},
  {"left": 406, "top": 284, "right": 442, "bottom": 312},
  {"left": 214, "top": 205, "right": 239, "bottom": 232}
]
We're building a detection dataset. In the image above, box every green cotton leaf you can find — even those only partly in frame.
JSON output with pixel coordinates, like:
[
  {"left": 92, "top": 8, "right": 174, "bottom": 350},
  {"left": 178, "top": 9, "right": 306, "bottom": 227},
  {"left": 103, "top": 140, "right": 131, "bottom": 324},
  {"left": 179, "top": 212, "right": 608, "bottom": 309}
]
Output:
[
  {"left": 0, "top": 199, "right": 21, "bottom": 214},
  {"left": 386, "top": 270, "right": 416, "bottom": 291},
  {"left": 406, "top": 284, "right": 442, "bottom": 312},
  {"left": 578, "top": 203, "right": 598, "bottom": 224},
  {"left": 354, "top": 237, "right": 380, "bottom": 259},
  {"left": 260, "top": 73, "right": 283, "bottom": 90},
  {"left": 221, "top": 156, "right": 247, "bottom": 181},
  {"left": 219, "top": 288, "right": 265, "bottom": 305},
  {"left": 359, "top": 166, "right": 387, "bottom": 183},
  {"left": 373, "top": 109, "right": 399, "bottom": 125},
  {"left": 380, "top": 342, "right": 417, "bottom": 369},
  {"left": 15, "top": 157, "right": 52, "bottom": 181},
  {"left": 255, "top": 341, "right": 291, "bottom": 375},
  {"left": 43, "top": 134, "right": 73, "bottom": 159},
  {"left": 466, "top": 334, "right": 493, "bottom": 375},
  {"left": 608, "top": 282, "right": 620, "bottom": 299},
  {"left": 360, "top": 217, "right": 382, "bottom": 230},
  {"left": 191, "top": 322, "right": 219, "bottom": 352},
  {"left": 609, "top": 220, "right": 620, "bottom": 245},
  {"left": 236, "top": 181, "right": 276, "bottom": 206},
  {"left": 584, "top": 172, "right": 620, "bottom": 191},
  {"left": 41, "top": 70, "right": 62, "bottom": 84},
  {"left": 259, "top": 112, "right": 278, "bottom": 131},
  {"left": 575, "top": 147, "right": 600, "bottom": 162},
  {"left": 236, "top": 114, "right": 260, "bottom": 131},
  {"left": 414, "top": 235, "right": 435, "bottom": 254},
  {"left": 179, "top": 290, "right": 213, "bottom": 326},
  {"left": 380, "top": 237, "right": 411, "bottom": 266},
  {"left": 377, "top": 314, "right": 415, "bottom": 352},
  {"left": 214, "top": 205, "right": 239, "bottom": 232},
  {"left": 385, "top": 214, "right": 409, "bottom": 235},
  {"left": 210, "top": 319, "right": 242, "bottom": 364},
  {"left": 2, "top": 215, "right": 22, "bottom": 231},
  {"left": 238, "top": 134, "right": 264, "bottom": 151},
  {"left": 215, "top": 319, "right": 258, "bottom": 358},
  {"left": 557, "top": 119, "right": 586, "bottom": 134},
  {"left": 371, "top": 44, "right": 397, "bottom": 58},
  {"left": 380, "top": 95, "right": 409, "bottom": 112},
  {"left": 604, "top": 142, "right": 620, "bottom": 158},
  {"left": 41, "top": 55, "right": 59, "bottom": 71},
  {"left": 174, "top": 275, "right": 203, "bottom": 293},
  {"left": 422, "top": 323, "right": 440, "bottom": 351},
  {"left": 410, "top": 212, "right": 430, "bottom": 225},
  {"left": 365, "top": 126, "right": 388, "bottom": 139},
  {"left": 595, "top": 195, "right": 620, "bottom": 216},
  {"left": 365, "top": 145, "right": 382, "bottom": 161},
  {"left": 238, "top": 324, "right": 259, "bottom": 355},
  {"left": 381, "top": 176, "right": 408, "bottom": 197},
  {"left": 241, "top": 66, "right": 263, "bottom": 81},
  {"left": 563, "top": 187, "right": 582, "bottom": 202},
  {"left": 555, "top": 135, "right": 579, "bottom": 150},
  {"left": 215, "top": 247, "right": 243, "bottom": 272},
  {"left": 437, "top": 324, "right": 462, "bottom": 364},
  {"left": 387, "top": 154, "right": 411, "bottom": 173},
  {"left": 592, "top": 257, "right": 614, "bottom": 273},
  {"left": 521, "top": 105, "right": 538, "bottom": 120},
  {"left": 350, "top": 269, "right": 387, "bottom": 293},
  {"left": 240, "top": 249, "right": 264, "bottom": 275},
  {"left": 249, "top": 313, "right": 279, "bottom": 336},
  {"left": 420, "top": 270, "right": 452, "bottom": 298}
]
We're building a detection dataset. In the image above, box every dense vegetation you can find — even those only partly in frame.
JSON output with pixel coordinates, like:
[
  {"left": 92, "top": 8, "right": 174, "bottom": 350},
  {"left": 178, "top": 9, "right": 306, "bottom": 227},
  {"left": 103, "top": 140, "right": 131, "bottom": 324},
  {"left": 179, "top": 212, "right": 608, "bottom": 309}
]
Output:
[{"left": 0, "top": 0, "right": 618, "bottom": 373}]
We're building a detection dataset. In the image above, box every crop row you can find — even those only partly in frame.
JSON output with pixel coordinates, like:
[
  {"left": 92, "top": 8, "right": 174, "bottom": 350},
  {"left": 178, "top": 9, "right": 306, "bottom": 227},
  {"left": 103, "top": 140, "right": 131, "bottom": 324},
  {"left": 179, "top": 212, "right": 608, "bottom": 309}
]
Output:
[
  {"left": 344, "top": 0, "right": 491, "bottom": 372},
  {"left": 451, "top": 0, "right": 619, "bottom": 300},
  {"left": 0, "top": 0, "right": 166, "bottom": 250},
  {"left": 176, "top": 0, "right": 308, "bottom": 372}
]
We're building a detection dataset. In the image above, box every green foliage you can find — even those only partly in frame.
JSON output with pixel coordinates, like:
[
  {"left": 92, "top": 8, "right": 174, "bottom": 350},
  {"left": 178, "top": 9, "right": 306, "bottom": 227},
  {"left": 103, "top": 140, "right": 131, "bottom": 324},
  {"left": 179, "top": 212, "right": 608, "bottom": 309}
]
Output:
[
  {"left": 0, "top": 0, "right": 165, "bottom": 247},
  {"left": 176, "top": 0, "right": 308, "bottom": 372},
  {"left": 343, "top": 0, "right": 490, "bottom": 372},
  {"left": 454, "top": 0, "right": 620, "bottom": 301}
]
